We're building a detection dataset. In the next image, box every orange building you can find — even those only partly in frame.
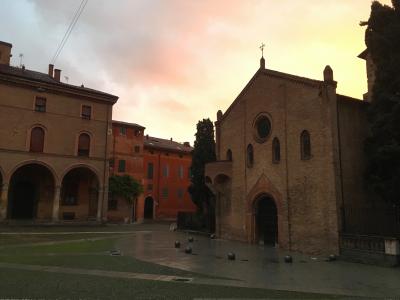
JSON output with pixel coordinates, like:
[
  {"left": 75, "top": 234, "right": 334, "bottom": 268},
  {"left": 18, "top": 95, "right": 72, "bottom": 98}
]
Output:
[
  {"left": 143, "top": 135, "right": 196, "bottom": 220},
  {"left": 108, "top": 121, "right": 145, "bottom": 223},
  {"left": 108, "top": 122, "right": 196, "bottom": 222}
]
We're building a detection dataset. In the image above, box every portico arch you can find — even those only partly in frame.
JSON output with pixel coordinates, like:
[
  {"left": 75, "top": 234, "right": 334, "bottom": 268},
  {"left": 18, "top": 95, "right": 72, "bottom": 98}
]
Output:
[
  {"left": 8, "top": 163, "right": 55, "bottom": 220},
  {"left": 0, "top": 166, "right": 5, "bottom": 184},
  {"left": 60, "top": 166, "right": 101, "bottom": 221},
  {"left": 8, "top": 160, "right": 59, "bottom": 185}
]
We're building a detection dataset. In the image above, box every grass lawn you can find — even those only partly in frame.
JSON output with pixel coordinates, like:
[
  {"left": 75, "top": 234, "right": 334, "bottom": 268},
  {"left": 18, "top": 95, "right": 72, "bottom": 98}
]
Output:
[
  {"left": 0, "top": 232, "right": 125, "bottom": 246},
  {"left": 0, "top": 268, "right": 346, "bottom": 299},
  {"left": 0, "top": 236, "right": 220, "bottom": 279},
  {"left": 0, "top": 229, "right": 353, "bottom": 299}
]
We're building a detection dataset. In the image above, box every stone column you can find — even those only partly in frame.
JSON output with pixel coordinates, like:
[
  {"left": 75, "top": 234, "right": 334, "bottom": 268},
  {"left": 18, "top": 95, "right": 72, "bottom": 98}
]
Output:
[
  {"left": 0, "top": 182, "right": 9, "bottom": 221},
  {"left": 101, "top": 185, "right": 109, "bottom": 222},
  {"left": 52, "top": 185, "right": 61, "bottom": 222},
  {"left": 97, "top": 188, "right": 104, "bottom": 222}
]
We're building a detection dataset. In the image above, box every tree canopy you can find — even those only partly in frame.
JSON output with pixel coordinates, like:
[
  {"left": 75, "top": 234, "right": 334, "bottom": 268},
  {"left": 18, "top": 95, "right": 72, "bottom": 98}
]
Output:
[
  {"left": 188, "top": 118, "right": 216, "bottom": 212},
  {"left": 109, "top": 175, "right": 143, "bottom": 204},
  {"left": 363, "top": 0, "right": 400, "bottom": 205}
]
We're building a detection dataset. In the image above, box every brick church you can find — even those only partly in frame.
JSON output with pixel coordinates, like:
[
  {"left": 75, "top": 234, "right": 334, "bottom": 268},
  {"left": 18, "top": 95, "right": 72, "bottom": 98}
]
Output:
[{"left": 205, "top": 50, "right": 393, "bottom": 255}]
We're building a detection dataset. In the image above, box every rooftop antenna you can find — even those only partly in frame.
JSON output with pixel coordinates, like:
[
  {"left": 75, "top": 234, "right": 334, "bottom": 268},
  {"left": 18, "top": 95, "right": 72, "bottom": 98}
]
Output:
[
  {"left": 64, "top": 76, "right": 69, "bottom": 83},
  {"left": 19, "top": 53, "right": 24, "bottom": 67}
]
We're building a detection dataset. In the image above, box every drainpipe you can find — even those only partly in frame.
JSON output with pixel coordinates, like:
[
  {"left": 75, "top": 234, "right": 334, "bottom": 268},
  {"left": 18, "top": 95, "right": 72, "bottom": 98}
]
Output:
[
  {"left": 101, "top": 104, "right": 111, "bottom": 222},
  {"left": 156, "top": 153, "right": 161, "bottom": 219}
]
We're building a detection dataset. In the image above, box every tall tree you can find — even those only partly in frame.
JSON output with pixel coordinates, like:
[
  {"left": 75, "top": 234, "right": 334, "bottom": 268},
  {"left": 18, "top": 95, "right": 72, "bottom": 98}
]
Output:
[
  {"left": 363, "top": 0, "right": 400, "bottom": 205},
  {"left": 188, "top": 119, "right": 216, "bottom": 214}
]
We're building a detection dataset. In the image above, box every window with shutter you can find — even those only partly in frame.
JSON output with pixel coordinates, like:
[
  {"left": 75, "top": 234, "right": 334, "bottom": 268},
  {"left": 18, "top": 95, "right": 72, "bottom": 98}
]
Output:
[
  {"left": 118, "top": 160, "right": 126, "bottom": 172},
  {"left": 30, "top": 127, "right": 45, "bottom": 152},
  {"left": 78, "top": 133, "right": 90, "bottom": 156},
  {"left": 81, "top": 105, "right": 92, "bottom": 120},
  {"left": 35, "top": 97, "right": 46, "bottom": 112}
]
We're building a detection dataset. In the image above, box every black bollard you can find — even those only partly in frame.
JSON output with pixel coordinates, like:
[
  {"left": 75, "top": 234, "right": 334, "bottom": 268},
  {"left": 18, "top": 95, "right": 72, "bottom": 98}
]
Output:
[
  {"left": 188, "top": 236, "right": 194, "bottom": 243},
  {"left": 284, "top": 255, "right": 293, "bottom": 263},
  {"left": 227, "top": 252, "right": 236, "bottom": 260},
  {"left": 327, "top": 254, "right": 336, "bottom": 262},
  {"left": 174, "top": 241, "right": 181, "bottom": 248},
  {"left": 185, "top": 246, "right": 192, "bottom": 254}
]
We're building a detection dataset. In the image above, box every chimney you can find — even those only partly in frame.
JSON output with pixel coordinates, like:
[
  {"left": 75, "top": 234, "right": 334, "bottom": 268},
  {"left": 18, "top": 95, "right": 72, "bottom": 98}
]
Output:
[
  {"left": 170, "top": 138, "right": 173, "bottom": 141},
  {"left": 146, "top": 134, "right": 149, "bottom": 140},
  {"left": 54, "top": 69, "right": 61, "bottom": 82},
  {"left": 0, "top": 41, "right": 12, "bottom": 65},
  {"left": 48, "top": 64, "right": 54, "bottom": 77},
  {"left": 183, "top": 142, "right": 190, "bottom": 147}
]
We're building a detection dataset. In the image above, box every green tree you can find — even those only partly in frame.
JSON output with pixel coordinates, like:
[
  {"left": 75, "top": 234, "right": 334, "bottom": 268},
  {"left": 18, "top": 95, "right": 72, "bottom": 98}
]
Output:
[
  {"left": 362, "top": 0, "right": 400, "bottom": 205},
  {"left": 109, "top": 175, "right": 143, "bottom": 204},
  {"left": 188, "top": 119, "right": 216, "bottom": 216}
]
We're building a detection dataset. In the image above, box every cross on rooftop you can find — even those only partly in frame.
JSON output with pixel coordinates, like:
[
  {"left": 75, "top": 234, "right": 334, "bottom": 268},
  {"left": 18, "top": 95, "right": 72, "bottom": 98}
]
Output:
[{"left": 259, "top": 43, "right": 265, "bottom": 57}]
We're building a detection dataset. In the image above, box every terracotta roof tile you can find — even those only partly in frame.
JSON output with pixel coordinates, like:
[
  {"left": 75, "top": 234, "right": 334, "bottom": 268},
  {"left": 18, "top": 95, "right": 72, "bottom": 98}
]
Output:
[{"left": 144, "top": 136, "right": 192, "bottom": 153}]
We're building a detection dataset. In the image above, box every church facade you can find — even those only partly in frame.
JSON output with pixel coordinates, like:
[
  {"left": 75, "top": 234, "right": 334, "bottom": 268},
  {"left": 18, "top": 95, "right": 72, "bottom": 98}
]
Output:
[{"left": 205, "top": 55, "right": 372, "bottom": 255}]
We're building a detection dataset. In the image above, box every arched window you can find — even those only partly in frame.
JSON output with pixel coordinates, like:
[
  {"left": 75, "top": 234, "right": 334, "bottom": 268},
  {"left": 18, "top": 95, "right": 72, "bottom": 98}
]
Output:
[
  {"left": 272, "top": 137, "right": 280, "bottom": 163},
  {"left": 226, "top": 149, "right": 232, "bottom": 161},
  {"left": 30, "top": 127, "right": 45, "bottom": 153},
  {"left": 247, "top": 144, "right": 254, "bottom": 168},
  {"left": 78, "top": 133, "right": 90, "bottom": 157},
  {"left": 300, "top": 130, "right": 311, "bottom": 160}
]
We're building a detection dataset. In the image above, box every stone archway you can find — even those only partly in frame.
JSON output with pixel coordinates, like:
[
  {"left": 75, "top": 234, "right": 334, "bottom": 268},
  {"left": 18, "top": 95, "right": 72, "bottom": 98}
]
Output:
[
  {"left": 8, "top": 163, "right": 55, "bottom": 220},
  {"left": 144, "top": 196, "right": 154, "bottom": 219},
  {"left": 213, "top": 174, "right": 231, "bottom": 235},
  {"left": 254, "top": 195, "right": 278, "bottom": 246},
  {"left": 245, "top": 174, "right": 287, "bottom": 249},
  {"left": 60, "top": 167, "right": 100, "bottom": 221}
]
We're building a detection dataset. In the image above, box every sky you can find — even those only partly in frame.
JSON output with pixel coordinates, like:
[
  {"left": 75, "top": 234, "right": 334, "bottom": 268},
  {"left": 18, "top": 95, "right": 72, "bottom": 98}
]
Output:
[{"left": 0, "top": 0, "right": 393, "bottom": 144}]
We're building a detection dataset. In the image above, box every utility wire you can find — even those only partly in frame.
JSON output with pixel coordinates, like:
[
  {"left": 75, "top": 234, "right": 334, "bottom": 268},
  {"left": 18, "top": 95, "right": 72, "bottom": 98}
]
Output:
[{"left": 51, "top": 0, "right": 88, "bottom": 65}]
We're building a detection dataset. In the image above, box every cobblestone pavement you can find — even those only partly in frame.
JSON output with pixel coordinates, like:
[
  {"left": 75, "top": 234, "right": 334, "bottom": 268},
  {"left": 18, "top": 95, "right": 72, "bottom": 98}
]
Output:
[{"left": 116, "top": 224, "right": 400, "bottom": 298}]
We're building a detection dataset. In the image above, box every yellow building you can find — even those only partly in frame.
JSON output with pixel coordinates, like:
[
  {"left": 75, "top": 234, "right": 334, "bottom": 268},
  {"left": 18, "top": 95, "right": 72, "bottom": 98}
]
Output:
[{"left": 0, "top": 40, "right": 118, "bottom": 222}]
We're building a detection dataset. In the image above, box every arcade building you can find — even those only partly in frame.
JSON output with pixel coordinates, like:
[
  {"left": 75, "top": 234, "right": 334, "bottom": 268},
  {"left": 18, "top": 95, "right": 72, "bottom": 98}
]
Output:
[{"left": 0, "top": 40, "right": 118, "bottom": 223}]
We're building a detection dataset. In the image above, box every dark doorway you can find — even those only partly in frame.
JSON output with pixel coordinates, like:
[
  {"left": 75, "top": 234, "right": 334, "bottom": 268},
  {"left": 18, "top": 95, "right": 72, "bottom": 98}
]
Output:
[
  {"left": 256, "top": 196, "right": 278, "bottom": 246},
  {"left": 8, "top": 164, "right": 55, "bottom": 220},
  {"left": 11, "top": 181, "right": 36, "bottom": 219},
  {"left": 144, "top": 197, "right": 154, "bottom": 219}
]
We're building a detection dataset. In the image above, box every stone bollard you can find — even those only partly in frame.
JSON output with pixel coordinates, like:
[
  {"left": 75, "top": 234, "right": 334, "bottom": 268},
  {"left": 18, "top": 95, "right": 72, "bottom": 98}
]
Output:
[
  {"left": 174, "top": 241, "right": 181, "bottom": 248},
  {"left": 188, "top": 236, "right": 194, "bottom": 243},
  {"left": 210, "top": 234, "right": 216, "bottom": 239},
  {"left": 185, "top": 246, "right": 192, "bottom": 254},
  {"left": 327, "top": 254, "right": 336, "bottom": 262},
  {"left": 284, "top": 255, "right": 293, "bottom": 263},
  {"left": 227, "top": 252, "right": 236, "bottom": 260}
]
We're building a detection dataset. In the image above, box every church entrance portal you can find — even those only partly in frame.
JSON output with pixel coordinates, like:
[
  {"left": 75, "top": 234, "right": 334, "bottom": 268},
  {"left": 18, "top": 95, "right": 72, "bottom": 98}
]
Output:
[
  {"left": 255, "top": 196, "right": 278, "bottom": 246},
  {"left": 144, "top": 197, "right": 154, "bottom": 219}
]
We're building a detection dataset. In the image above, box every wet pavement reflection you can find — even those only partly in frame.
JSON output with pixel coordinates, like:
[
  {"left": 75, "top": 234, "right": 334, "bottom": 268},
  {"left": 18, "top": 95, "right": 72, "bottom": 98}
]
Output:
[{"left": 117, "top": 224, "right": 400, "bottom": 298}]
